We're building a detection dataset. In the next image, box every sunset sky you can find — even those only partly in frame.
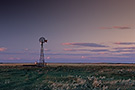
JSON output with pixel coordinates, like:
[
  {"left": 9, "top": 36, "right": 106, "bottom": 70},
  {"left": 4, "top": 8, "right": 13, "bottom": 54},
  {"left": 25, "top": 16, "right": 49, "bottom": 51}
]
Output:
[{"left": 0, "top": 0, "right": 135, "bottom": 63}]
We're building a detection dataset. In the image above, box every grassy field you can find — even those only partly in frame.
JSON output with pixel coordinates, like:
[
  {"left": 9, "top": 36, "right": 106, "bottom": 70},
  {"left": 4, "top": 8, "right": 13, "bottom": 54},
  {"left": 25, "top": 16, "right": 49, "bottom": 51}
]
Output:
[{"left": 0, "top": 63, "right": 135, "bottom": 90}]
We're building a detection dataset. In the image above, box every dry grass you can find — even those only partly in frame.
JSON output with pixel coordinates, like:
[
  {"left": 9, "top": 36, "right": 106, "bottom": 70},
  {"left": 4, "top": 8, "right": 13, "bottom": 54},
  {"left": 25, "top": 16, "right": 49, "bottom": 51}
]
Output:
[
  {"left": 1, "top": 63, "right": 135, "bottom": 90},
  {"left": 47, "top": 63, "right": 135, "bottom": 67},
  {"left": 0, "top": 63, "right": 35, "bottom": 66},
  {"left": 1, "top": 63, "right": 135, "bottom": 67}
]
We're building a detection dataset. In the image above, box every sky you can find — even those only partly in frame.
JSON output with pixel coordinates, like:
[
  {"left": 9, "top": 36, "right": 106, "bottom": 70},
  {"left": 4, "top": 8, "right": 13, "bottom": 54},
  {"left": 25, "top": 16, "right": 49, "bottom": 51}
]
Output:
[{"left": 0, "top": 0, "right": 135, "bottom": 63}]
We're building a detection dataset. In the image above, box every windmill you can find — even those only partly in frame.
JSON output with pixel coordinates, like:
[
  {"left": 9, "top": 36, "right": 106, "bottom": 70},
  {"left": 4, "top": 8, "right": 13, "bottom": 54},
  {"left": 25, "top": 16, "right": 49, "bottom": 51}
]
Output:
[{"left": 37, "top": 37, "right": 47, "bottom": 67}]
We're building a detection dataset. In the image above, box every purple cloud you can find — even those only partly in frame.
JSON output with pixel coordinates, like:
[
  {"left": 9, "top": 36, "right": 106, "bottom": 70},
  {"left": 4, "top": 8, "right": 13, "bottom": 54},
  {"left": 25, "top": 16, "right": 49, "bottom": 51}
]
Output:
[
  {"left": 62, "top": 42, "right": 108, "bottom": 47},
  {"left": 101, "top": 26, "right": 131, "bottom": 30},
  {"left": 90, "top": 49, "right": 109, "bottom": 52},
  {"left": 113, "top": 26, "right": 131, "bottom": 29},
  {"left": 114, "top": 42, "right": 135, "bottom": 45},
  {"left": 64, "top": 48, "right": 109, "bottom": 52},
  {"left": 114, "top": 47, "right": 135, "bottom": 50},
  {"left": 112, "top": 50, "right": 135, "bottom": 53},
  {"left": 112, "top": 46, "right": 135, "bottom": 53},
  {"left": 119, "top": 53, "right": 135, "bottom": 57}
]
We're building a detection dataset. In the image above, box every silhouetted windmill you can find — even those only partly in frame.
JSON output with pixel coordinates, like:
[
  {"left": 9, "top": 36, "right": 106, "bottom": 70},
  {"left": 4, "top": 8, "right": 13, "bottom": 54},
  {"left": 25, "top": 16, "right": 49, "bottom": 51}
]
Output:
[{"left": 37, "top": 37, "right": 47, "bottom": 67}]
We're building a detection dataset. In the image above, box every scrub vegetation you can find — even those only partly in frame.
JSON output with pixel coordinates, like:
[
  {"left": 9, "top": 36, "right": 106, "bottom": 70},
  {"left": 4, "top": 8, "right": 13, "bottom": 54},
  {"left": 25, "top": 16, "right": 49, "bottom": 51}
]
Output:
[{"left": 0, "top": 64, "right": 135, "bottom": 90}]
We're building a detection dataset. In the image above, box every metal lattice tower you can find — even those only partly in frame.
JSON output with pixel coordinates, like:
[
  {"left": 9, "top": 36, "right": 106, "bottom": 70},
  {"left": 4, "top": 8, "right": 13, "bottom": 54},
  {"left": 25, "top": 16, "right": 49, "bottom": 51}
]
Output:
[{"left": 38, "top": 37, "right": 47, "bottom": 67}]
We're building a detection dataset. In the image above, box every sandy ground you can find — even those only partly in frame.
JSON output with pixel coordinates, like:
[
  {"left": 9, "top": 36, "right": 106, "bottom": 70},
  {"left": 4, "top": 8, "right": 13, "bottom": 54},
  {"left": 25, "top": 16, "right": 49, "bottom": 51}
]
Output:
[{"left": 0, "top": 63, "right": 135, "bottom": 67}]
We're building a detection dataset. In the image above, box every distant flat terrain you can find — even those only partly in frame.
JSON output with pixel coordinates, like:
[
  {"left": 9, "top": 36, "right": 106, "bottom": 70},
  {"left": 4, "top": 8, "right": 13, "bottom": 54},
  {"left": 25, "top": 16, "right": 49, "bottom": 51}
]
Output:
[{"left": 1, "top": 63, "right": 135, "bottom": 66}]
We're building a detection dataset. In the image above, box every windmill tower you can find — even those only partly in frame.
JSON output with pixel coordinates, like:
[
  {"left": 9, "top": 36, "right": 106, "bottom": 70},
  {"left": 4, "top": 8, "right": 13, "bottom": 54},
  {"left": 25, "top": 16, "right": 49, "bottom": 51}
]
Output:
[{"left": 38, "top": 37, "right": 47, "bottom": 67}]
